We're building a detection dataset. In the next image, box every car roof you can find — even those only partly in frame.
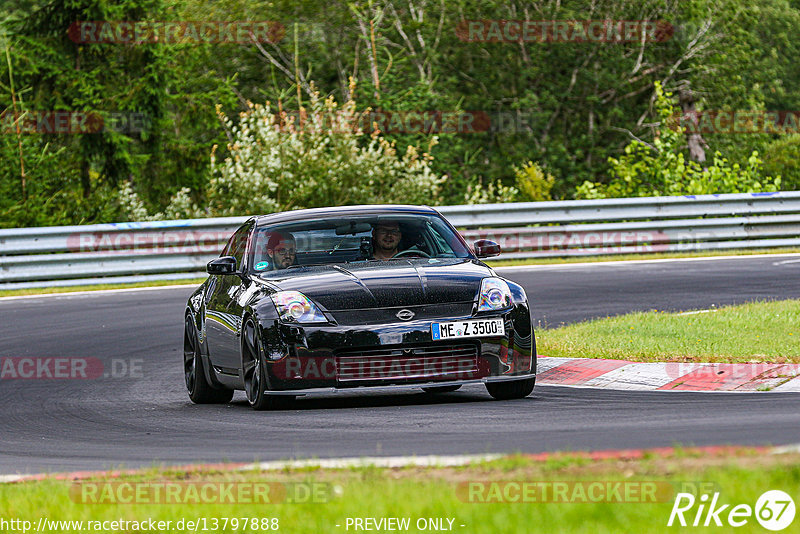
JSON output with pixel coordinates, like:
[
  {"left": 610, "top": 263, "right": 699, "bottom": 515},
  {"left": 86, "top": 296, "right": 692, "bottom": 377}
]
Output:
[{"left": 253, "top": 204, "right": 438, "bottom": 226}]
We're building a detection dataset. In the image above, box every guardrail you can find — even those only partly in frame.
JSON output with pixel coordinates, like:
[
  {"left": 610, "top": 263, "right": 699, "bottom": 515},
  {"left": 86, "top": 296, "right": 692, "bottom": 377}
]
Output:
[{"left": 2, "top": 192, "right": 799, "bottom": 289}]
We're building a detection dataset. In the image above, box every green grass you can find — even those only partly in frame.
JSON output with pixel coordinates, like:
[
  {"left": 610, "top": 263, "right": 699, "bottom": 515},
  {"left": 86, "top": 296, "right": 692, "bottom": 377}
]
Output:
[
  {"left": 487, "top": 247, "right": 800, "bottom": 267},
  {"left": 538, "top": 299, "right": 800, "bottom": 363},
  {"left": 1, "top": 450, "right": 797, "bottom": 534},
  {"left": 0, "top": 278, "right": 206, "bottom": 298}
]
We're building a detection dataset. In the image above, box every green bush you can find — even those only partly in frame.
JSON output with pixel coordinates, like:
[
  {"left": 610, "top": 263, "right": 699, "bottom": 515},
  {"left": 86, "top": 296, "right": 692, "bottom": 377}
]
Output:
[
  {"left": 515, "top": 161, "right": 554, "bottom": 201},
  {"left": 576, "top": 82, "right": 781, "bottom": 199},
  {"left": 462, "top": 179, "right": 519, "bottom": 205},
  {"left": 762, "top": 134, "right": 800, "bottom": 191},
  {"left": 120, "top": 83, "right": 444, "bottom": 220}
]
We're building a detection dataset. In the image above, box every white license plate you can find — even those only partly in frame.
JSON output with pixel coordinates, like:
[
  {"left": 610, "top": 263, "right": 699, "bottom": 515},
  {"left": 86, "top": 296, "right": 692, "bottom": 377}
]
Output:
[{"left": 431, "top": 318, "right": 504, "bottom": 340}]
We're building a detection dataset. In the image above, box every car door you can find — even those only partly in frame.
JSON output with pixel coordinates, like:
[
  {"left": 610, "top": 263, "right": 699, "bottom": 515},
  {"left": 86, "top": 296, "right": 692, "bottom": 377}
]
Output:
[{"left": 205, "top": 221, "right": 253, "bottom": 371}]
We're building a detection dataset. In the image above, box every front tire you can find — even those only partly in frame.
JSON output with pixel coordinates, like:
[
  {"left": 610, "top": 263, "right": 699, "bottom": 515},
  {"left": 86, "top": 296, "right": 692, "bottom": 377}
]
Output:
[
  {"left": 184, "top": 315, "right": 233, "bottom": 404},
  {"left": 242, "top": 319, "right": 294, "bottom": 411},
  {"left": 486, "top": 377, "right": 535, "bottom": 400}
]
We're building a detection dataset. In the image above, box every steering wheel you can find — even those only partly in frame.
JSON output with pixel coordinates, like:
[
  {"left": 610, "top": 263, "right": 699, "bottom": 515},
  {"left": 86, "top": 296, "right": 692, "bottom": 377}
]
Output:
[{"left": 393, "top": 249, "right": 431, "bottom": 258}]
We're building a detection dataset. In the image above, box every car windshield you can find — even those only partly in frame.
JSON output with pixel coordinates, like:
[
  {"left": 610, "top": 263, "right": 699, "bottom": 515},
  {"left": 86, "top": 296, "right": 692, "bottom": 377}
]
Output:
[{"left": 249, "top": 213, "right": 472, "bottom": 273}]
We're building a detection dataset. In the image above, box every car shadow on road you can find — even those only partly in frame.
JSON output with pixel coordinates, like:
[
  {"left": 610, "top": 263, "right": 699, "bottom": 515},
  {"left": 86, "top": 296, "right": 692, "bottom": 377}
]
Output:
[{"left": 226, "top": 389, "right": 539, "bottom": 411}]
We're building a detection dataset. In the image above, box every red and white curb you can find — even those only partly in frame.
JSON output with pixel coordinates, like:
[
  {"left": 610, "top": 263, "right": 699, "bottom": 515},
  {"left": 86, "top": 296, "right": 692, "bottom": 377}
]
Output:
[{"left": 537, "top": 357, "right": 800, "bottom": 392}]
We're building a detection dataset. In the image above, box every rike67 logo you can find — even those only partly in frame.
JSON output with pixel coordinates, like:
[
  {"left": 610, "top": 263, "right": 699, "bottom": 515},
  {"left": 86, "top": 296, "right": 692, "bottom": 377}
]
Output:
[{"left": 668, "top": 490, "right": 795, "bottom": 531}]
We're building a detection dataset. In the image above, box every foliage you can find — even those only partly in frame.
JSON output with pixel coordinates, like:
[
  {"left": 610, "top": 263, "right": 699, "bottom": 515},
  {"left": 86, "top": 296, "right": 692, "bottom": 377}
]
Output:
[
  {"left": 2, "top": 0, "right": 800, "bottom": 226},
  {"left": 0, "top": 0, "right": 233, "bottom": 226},
  {"left": 120, "top": 84, "right": 444, "bottom": 219},
  {"left": 514, "top": 161, "right": 555, "bottom": 202},
  {"left": 762, "top": 134, "right": 800, "bottom": 191},
  {"left": 576, "top": 83, "right": 781, "bottom": 199},
  {"left": 462, "top": 179, "right": 519, "bottom": 205}
]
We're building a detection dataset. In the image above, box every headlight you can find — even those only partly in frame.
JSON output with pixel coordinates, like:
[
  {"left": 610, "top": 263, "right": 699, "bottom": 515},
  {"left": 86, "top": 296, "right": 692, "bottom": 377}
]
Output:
[
  {"left": 477, "top": 277, "right": 512, "bottom": 312},
  {"left": 271, "top": 291, "right": 327, "bottom": 323}
]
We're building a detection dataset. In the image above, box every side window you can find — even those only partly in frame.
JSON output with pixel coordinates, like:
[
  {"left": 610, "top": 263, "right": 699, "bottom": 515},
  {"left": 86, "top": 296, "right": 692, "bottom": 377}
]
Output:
[{"left": 221, "top": 223, "right": 252, "bottom": 271}]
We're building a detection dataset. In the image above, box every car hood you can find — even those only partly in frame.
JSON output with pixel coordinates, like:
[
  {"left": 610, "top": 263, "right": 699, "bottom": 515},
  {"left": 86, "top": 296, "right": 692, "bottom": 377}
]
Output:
[{"left": 256, "top": 258, "right": 493, "bottom": 310}]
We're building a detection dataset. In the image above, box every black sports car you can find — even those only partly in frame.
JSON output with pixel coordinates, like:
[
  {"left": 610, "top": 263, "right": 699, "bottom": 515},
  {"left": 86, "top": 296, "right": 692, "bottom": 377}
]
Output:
[{"left": 184, "top": 205, "right": 536, "bottom": 409}]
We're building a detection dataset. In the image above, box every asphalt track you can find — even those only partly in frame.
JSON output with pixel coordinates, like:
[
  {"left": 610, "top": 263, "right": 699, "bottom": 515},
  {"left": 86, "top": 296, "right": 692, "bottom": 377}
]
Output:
[{"left": 1, "top": 255, "right": 799, "bottom": 474}]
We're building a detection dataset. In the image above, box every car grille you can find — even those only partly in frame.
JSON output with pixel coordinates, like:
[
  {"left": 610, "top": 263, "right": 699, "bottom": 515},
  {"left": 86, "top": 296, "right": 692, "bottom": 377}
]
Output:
[
  {"left": 331, "top": 302, "right": 474, "bottom": 325},
  {"left": 335, "top": 343, "right": 479, "bottom": 382}
]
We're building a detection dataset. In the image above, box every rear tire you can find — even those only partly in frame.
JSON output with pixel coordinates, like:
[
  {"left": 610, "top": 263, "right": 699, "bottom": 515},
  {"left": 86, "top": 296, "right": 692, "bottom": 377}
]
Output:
[
  {"left": 422, "top": 385, "right": 462, "bottom": 393},
  {"left": 242, "top": 319, "right": 295, "bottom": 411},
  {"left": 485, "top": 377, "right": 535, "bottom": 400},
  {"left": 184, "top": 315, "right": 234, "bottom": 404}
]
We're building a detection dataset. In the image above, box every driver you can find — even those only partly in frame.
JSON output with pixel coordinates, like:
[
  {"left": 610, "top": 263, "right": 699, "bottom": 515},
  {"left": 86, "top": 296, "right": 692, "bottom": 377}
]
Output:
[
  {"left": 265, "top": 231, "right": 296, "bottom": 269},
  {"left": 371, "top": 222, "right": 402, "bottom": 260}
]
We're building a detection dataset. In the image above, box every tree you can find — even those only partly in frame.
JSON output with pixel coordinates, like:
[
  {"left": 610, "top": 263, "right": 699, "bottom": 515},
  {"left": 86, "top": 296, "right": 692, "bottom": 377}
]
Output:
[
  {"left": 0, "top": 0, "right": 235, "bottom": 226},
  {"left": 575, "top": 82, "right": 781, "bottom": 198},
  {"left": 762, "top": 134, "right": 800, "bottom": 191},
  {"left": 120, "top": 83, "right": 444, "bottom": 219}
]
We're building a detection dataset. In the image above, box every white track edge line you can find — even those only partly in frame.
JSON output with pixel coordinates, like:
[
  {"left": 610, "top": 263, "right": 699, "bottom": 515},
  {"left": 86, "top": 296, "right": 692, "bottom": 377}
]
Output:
[
  {"left": 0, "top": 284, "right": 199, "bottom": 301},
  {"left": 771, "top": 443, "right": 800, "bottom": 454},
  {"left": 0, "top": 454, "right": 504, "bottom": 481},
  {"left": 494, "top": 252, "right": 800, "bottom": 271},
  {"left": 240, "top": 454, "right": 503, "bottom": 471},
  {"left": 5, "top": 447, "right": 800, "bottom": 483}
]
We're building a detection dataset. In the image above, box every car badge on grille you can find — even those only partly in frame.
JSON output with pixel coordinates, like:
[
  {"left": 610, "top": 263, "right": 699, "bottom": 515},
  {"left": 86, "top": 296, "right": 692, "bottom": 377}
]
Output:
[{"left": 396, "top": 309, "right": 415, "bottom": 321}]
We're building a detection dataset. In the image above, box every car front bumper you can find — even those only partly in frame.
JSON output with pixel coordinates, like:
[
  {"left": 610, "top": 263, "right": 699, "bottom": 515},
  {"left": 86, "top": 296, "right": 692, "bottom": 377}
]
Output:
[{"left": 259, "top": 304, "right": 535, "bottom": 392}]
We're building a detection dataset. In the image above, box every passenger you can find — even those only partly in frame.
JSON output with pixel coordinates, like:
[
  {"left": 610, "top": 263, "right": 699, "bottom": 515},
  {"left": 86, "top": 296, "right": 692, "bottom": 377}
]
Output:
[
  {"left": 372, "top": 222, "right": 402, "bottom": 260},
  {"left": 265, "top": 231, "right": 297, "bottom": 269}
]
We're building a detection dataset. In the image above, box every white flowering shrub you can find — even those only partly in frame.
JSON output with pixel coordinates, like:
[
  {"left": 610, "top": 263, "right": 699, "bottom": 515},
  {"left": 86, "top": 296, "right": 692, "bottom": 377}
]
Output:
[
  {"left": 463, "top": 179, "right": 519, "bottom": 204},
  {"left": 120, "top": 83, "right": 444, "bottom": 220},
  {"left": 118, "top": 183, "right": 199, "bottom": 221}
]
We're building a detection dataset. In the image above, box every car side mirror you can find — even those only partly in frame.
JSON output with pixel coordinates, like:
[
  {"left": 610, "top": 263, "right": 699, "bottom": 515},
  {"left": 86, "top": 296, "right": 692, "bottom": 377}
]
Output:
[
  {"left": 207, "top": 256, "right": 237, "bottom": 275},
  {"left": 474, "top": 239, "right": 501, "bottom": 258}
]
